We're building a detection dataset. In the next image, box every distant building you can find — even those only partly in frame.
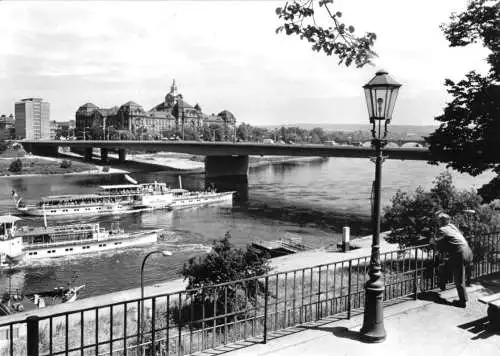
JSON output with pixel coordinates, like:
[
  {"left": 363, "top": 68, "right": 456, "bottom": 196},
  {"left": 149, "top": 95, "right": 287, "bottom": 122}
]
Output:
[
  {"left": 14, "top": 98, "right": 50, "bottom": 139},
  {"left": 75, "top": 80, "right": 237, "bottom": 140},
  {"left": 49, "top": 121, "right": 58, "bottom": 139},
  {"left": 0, "top": 114, "right": 15, "bottom": 140}
]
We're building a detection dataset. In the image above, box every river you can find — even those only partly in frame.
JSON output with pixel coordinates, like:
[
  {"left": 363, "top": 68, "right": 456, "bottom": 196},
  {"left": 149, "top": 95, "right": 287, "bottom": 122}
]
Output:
[{"left": 0, "top": 157, "right": 494, "bottom": 299}]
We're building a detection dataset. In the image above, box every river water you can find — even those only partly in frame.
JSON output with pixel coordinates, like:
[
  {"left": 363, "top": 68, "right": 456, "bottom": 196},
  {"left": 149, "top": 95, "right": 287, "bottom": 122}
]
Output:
[{"left": 0, "top": 157, "right": 494, "bottom": 299}]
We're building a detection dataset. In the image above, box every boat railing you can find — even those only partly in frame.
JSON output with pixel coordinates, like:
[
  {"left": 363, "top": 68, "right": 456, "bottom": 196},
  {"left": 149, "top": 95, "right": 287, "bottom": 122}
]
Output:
[{"left": 24, "top": 238, "right": 96, "bottom": 250}]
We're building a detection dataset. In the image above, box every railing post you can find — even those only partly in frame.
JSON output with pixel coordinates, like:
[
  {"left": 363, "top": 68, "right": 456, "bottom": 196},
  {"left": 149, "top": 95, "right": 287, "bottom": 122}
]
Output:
[
  {"left": 347, "top": 260, "right": 352, "bottom": 320},
  {"left": 27, "top": 315, "right": 40, "bottom": 356},
  {"left": 414, "top": 248, "right": 419, "bottom": 300},
  {"left": 263, "top": 276, "right": 269, "bottom": 344}
]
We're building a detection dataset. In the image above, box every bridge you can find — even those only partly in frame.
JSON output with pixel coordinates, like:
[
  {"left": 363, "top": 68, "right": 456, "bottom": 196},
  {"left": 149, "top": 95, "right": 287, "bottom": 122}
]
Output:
[{"left": 20, "top": 140, "right": 430, "bottom": 179}]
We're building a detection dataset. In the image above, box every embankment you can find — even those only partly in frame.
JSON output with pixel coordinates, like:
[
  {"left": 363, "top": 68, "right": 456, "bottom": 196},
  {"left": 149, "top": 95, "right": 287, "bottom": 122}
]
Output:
[{"left": 0, "top": 233, "right": 398, "bottom": 324}]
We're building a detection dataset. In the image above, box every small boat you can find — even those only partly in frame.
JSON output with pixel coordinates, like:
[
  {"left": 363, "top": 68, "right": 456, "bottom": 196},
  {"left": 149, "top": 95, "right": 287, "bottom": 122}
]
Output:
[
  {"left": 0, "top": 215, "right": 160, "bottom": 266},
  {"left": 0, "top": 285, "right": 85, "bottom": 316}
]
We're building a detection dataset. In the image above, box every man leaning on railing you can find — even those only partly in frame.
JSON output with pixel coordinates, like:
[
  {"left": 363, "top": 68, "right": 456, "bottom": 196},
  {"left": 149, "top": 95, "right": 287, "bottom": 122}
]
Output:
[{"left": 430, "top": 212, "right": 473, "bottom": 308}]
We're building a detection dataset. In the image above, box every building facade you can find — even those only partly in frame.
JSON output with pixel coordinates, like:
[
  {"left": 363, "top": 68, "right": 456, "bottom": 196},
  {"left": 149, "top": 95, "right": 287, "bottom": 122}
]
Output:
[
  {"left": 14, "top": 98, "right": 50, "bottom": 139},
  {"left": 0, "top": 114, "right": 15, "bottom": 140},
  {"left": 75, "top": 80, "right": 237, "bottom": 140}
]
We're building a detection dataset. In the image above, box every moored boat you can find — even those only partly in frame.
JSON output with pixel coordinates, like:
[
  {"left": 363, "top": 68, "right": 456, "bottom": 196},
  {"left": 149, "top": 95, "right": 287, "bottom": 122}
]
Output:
[
  {"left": 169, "top": 188, "right": 234, "bottom": 209},
  {"left": 13, "top": 182, "right": 174, "bottom": 218}
]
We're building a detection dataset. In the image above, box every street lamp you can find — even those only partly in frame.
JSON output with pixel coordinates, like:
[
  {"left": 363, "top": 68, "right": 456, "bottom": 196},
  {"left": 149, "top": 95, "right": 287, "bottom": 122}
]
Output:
[
  {"left": 139, "top": 250, "right": 173, "bottom": 350},
  {"left": 360, "top": 69, "right": 401, "bottom": 343}
]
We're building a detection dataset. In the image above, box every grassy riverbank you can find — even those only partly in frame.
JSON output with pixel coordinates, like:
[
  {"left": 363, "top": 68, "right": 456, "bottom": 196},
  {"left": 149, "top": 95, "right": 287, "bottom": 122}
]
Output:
[{"left": 0, "top": 156, "right": 99, "bottom": 176}]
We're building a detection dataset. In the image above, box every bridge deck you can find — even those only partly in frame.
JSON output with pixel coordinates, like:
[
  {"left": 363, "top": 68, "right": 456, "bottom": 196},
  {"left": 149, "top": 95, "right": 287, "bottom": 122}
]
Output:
[{"left": 20, "top": 140, "right": 431, "bottom": 160}]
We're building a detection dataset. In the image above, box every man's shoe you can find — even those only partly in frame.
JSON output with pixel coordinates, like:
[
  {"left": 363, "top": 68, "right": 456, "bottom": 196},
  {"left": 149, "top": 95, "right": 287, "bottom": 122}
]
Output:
[{"left": 452, "top": 300, "right": 466, "bottom": 308}]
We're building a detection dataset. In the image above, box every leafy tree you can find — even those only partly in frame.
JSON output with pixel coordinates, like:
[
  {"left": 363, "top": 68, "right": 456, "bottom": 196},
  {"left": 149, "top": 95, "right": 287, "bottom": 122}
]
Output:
[
  {"left": 208, "top": 123, "right": 225, "bottom": 142},
  {"left": 236, "top": 123, "right": 250, "bottom": 141},
  {"left": 175, "top": 233, "right": 270, "bottom": 327},
  {"left": 426, "top": 0, "right": 500, "bottom": 203},
  {"left": 0, "top": 140, "right": 8, "bottom": 154},
  {"left": 183, "top": 233, "right": 269, "bottom": 289},
  {"left": 384, "top": 172, "right": 500, "bottom": 247},
  {"left": 60, "top": 159, "right": 72, "bottom": 169},
  {"left": 275, "top": 0, "right": 377, "bottom": 67},
  {"left": 8, "top": 159, "right": 22, "bottom": 173}
]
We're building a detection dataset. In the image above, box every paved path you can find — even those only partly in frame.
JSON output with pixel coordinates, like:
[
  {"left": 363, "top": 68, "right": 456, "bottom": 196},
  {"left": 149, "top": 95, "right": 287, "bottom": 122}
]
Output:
[{"left": 207, "top": 281, "right": 500, "bottom": 356}]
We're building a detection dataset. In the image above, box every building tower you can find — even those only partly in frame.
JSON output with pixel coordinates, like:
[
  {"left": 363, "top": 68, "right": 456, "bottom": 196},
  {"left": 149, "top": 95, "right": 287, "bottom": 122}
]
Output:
[
  {"left": 14, "top": 98, "right": 50, "bottom": 139},
  {"left": 164, "top": 79, "right": 179, "bottom": 108}
]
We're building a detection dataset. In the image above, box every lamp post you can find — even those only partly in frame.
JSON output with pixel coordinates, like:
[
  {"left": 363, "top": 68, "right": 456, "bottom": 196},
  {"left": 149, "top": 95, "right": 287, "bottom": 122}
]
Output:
[
  {"left": 360, "top": 69, "right": 401, "bottom": 343},
  {"left": 139, "top": 250, "right": 173, "bottom": 351}
]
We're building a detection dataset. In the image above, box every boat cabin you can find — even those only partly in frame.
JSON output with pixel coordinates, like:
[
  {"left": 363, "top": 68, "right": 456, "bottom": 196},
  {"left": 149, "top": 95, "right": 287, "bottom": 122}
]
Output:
[
  {"left": 19, "top": 223, "right": 99, "bottom": 246},
  {"left": 99, "top": 182, "right": 169, "bottom": 196},
  {"left": 0, "top": 215, "right": 23, "bottom": 266}
]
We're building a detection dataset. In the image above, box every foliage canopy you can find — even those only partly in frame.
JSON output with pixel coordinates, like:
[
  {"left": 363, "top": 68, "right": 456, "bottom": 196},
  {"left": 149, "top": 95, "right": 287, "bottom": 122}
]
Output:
[
  {"left": 8, "top": 159, "right": 22, "bottom": 173},
  {"left": 426, "top": 0, "right": 500, "bottom": 202},
  {"left": 384, "top": 172, "right": 500, "bottom": 247},
  {"left": 275, "top": 0, "right": 377, "bottom": 67},
  {"left": 175, "top": 233, "right": 270, "bottom": 328}
]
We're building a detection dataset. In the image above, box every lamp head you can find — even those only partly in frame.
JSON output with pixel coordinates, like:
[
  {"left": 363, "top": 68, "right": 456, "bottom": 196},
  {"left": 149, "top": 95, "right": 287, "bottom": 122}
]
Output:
[
  {"left": 363, "top": 70, "right": 402, "bottom": 124},
  {"left": 161, "top": 250, "right": 173, "bottom": 256}
]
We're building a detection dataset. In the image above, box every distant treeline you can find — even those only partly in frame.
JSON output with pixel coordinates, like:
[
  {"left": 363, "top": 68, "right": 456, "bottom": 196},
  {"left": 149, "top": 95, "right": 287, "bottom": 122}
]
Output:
[{"left": 235, "top": 123, "right": 427, "bottom": 144}]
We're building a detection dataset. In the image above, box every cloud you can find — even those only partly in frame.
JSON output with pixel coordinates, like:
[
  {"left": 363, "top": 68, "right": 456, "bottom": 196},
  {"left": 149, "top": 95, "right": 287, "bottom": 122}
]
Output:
[{"left": 0, "top": 0, "right": 490, "bottom": 125}]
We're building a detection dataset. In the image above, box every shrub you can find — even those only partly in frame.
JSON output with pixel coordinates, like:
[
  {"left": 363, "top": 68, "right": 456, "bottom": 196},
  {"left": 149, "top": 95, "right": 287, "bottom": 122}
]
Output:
[
  {"left": 8, "top": 159, "right": 22, "bottom": 173},
  {"left": 60, "top": 159, "right": 72, "bottom": 169},
  {"left": 174, "top": 233, "right": 270, "bottom": 327},
  {"left": 384, "top": 172, "right": 500, "bottom": 247},
  {"left": 0, "top": 140, "right": 8, "bottom": 153}
]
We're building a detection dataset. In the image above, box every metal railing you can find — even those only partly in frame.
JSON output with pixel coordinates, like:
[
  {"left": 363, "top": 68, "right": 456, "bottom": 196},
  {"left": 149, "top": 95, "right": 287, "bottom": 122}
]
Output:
[{"left": 1, "top": 233, "right": 499, "bottom": 355}]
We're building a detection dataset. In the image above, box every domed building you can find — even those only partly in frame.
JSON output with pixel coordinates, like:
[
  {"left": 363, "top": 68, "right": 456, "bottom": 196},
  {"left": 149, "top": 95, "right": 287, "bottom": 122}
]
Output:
[{"left": 75, "top": 79, "right": 237, "bottom": 140}]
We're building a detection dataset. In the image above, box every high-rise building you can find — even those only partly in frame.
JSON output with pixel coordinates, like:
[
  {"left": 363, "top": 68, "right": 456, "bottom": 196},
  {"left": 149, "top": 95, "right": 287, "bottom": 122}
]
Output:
[{"left": 14, "top": 98, "right": 50, "bottom": 139}]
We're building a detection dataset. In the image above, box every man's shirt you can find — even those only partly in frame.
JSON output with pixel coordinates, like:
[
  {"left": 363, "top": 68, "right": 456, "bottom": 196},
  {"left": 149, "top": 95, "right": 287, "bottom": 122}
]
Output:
[{"left": 436, "top": 223, "right": 470, "bottom": 254}]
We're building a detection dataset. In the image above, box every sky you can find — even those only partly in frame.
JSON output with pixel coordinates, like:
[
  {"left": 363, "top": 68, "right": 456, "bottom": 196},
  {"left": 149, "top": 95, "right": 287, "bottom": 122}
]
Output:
[{"left": 0, "top": 0, "right": 491, "bottom": 126}]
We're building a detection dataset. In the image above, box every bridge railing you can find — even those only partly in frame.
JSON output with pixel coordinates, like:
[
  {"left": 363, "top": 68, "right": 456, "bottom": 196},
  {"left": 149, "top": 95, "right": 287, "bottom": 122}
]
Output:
[{"left": 1, "top": 233, "right": 498, "bottom": 355}]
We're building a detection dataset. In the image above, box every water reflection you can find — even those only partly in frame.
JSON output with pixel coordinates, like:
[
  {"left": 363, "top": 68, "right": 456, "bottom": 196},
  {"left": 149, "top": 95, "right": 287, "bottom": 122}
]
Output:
[{"left": 206, "top": 175, "right": 249, "bottom": 204}]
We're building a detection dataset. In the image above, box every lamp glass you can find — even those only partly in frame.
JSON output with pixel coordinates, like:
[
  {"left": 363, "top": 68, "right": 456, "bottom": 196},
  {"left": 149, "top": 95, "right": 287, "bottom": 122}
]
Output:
[{"left": 363, "top": 70, "right": 402, "bottom": 123}]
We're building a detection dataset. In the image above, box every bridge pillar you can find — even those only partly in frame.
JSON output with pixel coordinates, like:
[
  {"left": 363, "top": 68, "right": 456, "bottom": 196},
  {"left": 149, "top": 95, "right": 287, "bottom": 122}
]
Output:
[
  {"left": 101, "top": 148, "right": 109, "bottom": 163},
  {"left": 118, "top": 149, "right": 127, "bottom": 163},
  {"left": 205, "top": 155, "right": 249, "bottom": 179},
  {"left": 205, "top": 156, "right": 249, "bottom": 204},
  {"left": 84, "top": 147, "right": 93, "bottom": 161}
]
